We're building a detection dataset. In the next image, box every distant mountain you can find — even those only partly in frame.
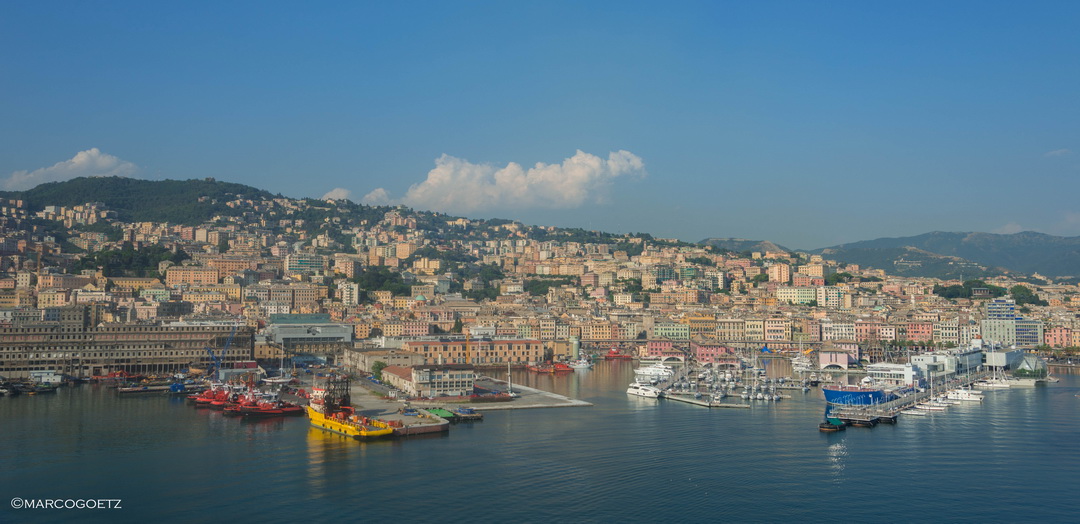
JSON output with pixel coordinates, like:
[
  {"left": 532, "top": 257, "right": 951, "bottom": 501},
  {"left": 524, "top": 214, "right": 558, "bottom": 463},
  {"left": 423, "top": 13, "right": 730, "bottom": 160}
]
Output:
[
  {"left": 1, "top": 176, "right": 279, "bottom": 225},
  {"left": 699, "top": 238, "right": 790, "bottom": 254},
  {"left": 814, "top": 231, "right": 1080, "bottom": 278}
]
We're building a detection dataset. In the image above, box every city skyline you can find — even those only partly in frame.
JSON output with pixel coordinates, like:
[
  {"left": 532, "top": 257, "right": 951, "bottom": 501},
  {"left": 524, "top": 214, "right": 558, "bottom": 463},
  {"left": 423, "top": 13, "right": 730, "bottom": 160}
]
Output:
[{"left": 2, "top": 2, "right": 1079, "bottom": 250}]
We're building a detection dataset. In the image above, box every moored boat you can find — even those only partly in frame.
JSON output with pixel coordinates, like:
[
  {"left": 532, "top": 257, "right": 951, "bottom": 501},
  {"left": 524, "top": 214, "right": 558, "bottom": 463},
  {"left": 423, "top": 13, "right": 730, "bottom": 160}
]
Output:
[
  {"left": 567, "top": 358, "right": 593, "bottom": 369},
  {"left": 626, "top": 382, "right": 664, "bottom": 398},
  {"left": 307, "top": 376, "right": 393, "bottom": 440},
  {"left": 819, "top": 417, "right": 847, "bottom": 432},
  {"left": 634, "top": 363, "right": 675, "bottom": 382},
  {"left": 946, "top": 387, "right": 984, "bottom": 402},
  {"left": 603, "top": 348, "right": 634, "bottom": 360},
  {"left": 822, "top": 377, "right": 906, "bottom": 405},
  {"left": 527, "top": 361, "right": 574, "bottom": 373}
]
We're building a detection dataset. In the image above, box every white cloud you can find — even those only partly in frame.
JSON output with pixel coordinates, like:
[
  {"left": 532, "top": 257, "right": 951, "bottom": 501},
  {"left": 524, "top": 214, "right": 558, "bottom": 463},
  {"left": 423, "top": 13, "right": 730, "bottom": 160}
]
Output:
[
  {"left": 361, "top": 187, "right": 391, "bottom": 206},
  {"left": 993, "top": 222, "right": 1024, "bottom": 234},
  {"left": 1044, "top": 148, "right": 1072, "bottom": 157},
  {"left": 368, "top": 150, "right": 645, "bottom": 214},
  {"left": 321, "top": 188, "right": 352, "bottom": 201},
  {"left": 3, "top": 148, "right": 137, "bottom": 190}
]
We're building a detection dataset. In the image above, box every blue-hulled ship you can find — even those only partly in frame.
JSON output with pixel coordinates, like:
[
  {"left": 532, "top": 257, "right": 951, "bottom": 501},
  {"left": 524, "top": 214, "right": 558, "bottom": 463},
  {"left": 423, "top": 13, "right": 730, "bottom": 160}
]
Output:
[{"left": 822, "top": 383, "right": 897, "bottom": 405}]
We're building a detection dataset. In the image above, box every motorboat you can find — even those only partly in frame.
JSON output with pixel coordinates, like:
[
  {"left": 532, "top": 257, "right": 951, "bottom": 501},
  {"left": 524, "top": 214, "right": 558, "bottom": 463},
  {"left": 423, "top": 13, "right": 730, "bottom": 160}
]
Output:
[
  {"left": 626, "top": 382, "right": 664, "bottom": 398},
  {"left": 634, "top": 363, "right": 675, "bottom": 381},
  {"left": 568, "top": 358, "right": 593, "bottom": 369}
]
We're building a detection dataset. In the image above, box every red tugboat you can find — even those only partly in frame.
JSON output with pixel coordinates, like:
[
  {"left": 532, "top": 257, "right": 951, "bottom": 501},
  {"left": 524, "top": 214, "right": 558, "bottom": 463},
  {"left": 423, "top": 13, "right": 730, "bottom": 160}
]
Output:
[
  {"left": 526, "top": 361, "right": 574, "bottom": 373},
  {"left": 220, "top": 382, "right": 305, "bottom": 417},
  {"left": 603, "top": 348, "right": 634, "bottom": 360},
  {"left": 189, "top": 385, "right": 225, "bottom": 407},
  {"left": 238, "top": 395, "right": 304, "bottom": 417}
]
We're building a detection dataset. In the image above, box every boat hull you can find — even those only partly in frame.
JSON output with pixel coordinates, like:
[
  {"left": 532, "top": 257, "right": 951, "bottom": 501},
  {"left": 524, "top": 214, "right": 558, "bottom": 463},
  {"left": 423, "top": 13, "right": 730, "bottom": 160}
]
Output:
[
  {"left": 822, "top": 385, "right": 897, "bottom": 405},
  {"left": 626, "top": 384, "right": 663, "bottom": 398}
]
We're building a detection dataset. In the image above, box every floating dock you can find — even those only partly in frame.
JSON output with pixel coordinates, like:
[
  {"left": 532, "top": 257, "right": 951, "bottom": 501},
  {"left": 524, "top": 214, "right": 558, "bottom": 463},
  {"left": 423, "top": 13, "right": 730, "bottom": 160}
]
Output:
[{"left": 664, "top": 393, "right": 750, "bottom": 409}]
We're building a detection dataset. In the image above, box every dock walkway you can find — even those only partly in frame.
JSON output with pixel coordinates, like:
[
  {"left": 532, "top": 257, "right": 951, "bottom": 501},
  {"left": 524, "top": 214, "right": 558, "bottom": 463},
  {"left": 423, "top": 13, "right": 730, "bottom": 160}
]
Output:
[{"left": 664, "top": 393, "right": 751, "bottom": 409}]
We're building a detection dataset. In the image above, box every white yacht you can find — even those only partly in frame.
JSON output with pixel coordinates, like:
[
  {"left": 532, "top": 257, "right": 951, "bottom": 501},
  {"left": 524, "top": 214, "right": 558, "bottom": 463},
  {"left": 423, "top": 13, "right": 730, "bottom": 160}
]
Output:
[
  {"left": 634, "top": 363, "right": 675, "bottom": 381},
  {"left": 946, "top": 387, "right": 984, "bottom": 402},
  {"left": 626, "top": 383, "right": 664, "bottom": 398}
]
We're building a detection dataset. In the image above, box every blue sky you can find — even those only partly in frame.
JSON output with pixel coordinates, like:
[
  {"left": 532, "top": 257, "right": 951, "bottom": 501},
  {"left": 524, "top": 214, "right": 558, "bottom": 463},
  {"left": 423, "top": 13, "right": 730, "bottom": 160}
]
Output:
[{"left": 2, "top": 2, "right": 1078, "bottom": 250}]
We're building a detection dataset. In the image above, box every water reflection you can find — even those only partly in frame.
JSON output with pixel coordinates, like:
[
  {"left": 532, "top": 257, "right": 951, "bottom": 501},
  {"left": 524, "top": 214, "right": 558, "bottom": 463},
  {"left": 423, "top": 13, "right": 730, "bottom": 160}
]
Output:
[{"left": 828, "top": 441, "right": 847, "bottom": 482}]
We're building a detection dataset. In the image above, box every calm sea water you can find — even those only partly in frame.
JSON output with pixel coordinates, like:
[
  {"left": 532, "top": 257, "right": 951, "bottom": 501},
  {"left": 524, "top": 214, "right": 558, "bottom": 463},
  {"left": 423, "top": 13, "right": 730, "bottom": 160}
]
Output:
[{"left": 3, "top": 361, "right": 1079, "bottom": 523}]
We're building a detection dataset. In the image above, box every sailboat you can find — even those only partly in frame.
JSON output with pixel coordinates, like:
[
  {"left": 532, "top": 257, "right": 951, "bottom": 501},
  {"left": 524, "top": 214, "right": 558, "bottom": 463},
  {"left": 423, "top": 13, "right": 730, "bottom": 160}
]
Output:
[{"left": 263, "top": 351, "right": 294, "bottom": 385}]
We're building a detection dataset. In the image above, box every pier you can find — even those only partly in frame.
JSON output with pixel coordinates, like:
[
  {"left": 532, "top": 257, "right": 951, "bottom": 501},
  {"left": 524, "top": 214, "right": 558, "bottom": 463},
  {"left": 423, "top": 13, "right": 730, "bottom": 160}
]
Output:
[
  {"left": 827, "top": 370, "right": 991, "bottom": 426},
  {"left": 664, "top": 393, "right": 750, "bottom": 408}
]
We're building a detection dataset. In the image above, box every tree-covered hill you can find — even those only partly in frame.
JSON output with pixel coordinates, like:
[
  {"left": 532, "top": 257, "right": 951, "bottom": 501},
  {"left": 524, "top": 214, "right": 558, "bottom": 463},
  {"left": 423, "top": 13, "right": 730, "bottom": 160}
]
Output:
[
  {"left": 1, "top": 176, "right": 279, "bottom": 225},
  {"left": 813, "top": 231, "right": 1080, "bottom": 278}
]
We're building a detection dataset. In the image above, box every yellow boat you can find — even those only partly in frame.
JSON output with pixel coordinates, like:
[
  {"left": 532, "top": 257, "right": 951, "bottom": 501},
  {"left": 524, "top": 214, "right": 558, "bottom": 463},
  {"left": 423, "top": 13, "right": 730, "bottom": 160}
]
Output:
[{"left": 306, "top": 405, "right": 393, "bottom": 440}]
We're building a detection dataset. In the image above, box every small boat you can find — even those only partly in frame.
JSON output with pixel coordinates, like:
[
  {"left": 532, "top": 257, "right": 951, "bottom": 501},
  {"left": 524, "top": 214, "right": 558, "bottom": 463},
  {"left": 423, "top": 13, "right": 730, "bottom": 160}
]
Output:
[
  {"left": 901, "top": 408, "right": 928, "bottom": 416},
  {"left": 626, "top": 383, "right": 664, "bottom": 398},
  {"left": 567, "top": 358, "right": 593, "bottom": 369},
  {"left": 16, "top": 383, "right": 58, "bottom": 395},
  {"left": 819, "top": 417, "right": 847, "bottom": 432},
  {"left": 263, "top": 374, "right": 295, "bottom": 386},
  {"left": 946, "top": 387, "right": 984, "bottom": 402},
  {"left": 453, "top": 407, "right": 484, "bottom": 421},
  {"left": 915, "top": 403, "right": 946, "bottom": 411}
]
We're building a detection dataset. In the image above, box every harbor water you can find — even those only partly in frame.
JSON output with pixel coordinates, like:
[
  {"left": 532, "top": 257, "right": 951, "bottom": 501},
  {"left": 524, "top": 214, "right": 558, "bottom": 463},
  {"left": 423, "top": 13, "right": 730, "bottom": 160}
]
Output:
[{"left": 3, "top": 361, "right": 1079, "bottom": 523}]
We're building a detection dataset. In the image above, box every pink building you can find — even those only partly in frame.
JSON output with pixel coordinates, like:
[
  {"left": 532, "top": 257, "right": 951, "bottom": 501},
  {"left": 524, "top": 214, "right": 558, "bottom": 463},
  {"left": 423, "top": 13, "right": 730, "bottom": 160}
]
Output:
[
  {"left": 645, "top": 339, "right": 684, "bottom": 361},
  {"left": 1045, "top": 326, "right": 1071, "bottom": 349},
  {"left": 690, "top": 340, "right": 740, "bottom": 369},
  {"left": 906, "top": 322, "right": 934, "bottom": 343},
  {"left": 819, "top": 343, "right": 860, "bottom": 370},
  {"left": 855, "top": 321, "right": 887, "bottom": 343}
]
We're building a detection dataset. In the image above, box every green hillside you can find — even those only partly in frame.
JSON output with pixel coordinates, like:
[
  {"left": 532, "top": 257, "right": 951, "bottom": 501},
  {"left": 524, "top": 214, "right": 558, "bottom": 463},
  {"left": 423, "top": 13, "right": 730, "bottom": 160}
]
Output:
[
  {"left": 814, "top": 231, "right": 1080, "bottom": 278},
  {"left": 2, "top": 176, "right": 279, "bottom": 225}
]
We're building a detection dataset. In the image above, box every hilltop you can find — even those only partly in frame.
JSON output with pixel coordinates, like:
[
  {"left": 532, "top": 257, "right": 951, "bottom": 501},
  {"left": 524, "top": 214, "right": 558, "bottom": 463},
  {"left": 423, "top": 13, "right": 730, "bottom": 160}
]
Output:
[
  {"left": 1, "top": 176, "right": 281, "bottom": 225},
  {"left": 811, "top": 231, "right": 1080, "bottom": 279},
  {"left": 698, "top": 238, "right": 790, "bottom": 254}
]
